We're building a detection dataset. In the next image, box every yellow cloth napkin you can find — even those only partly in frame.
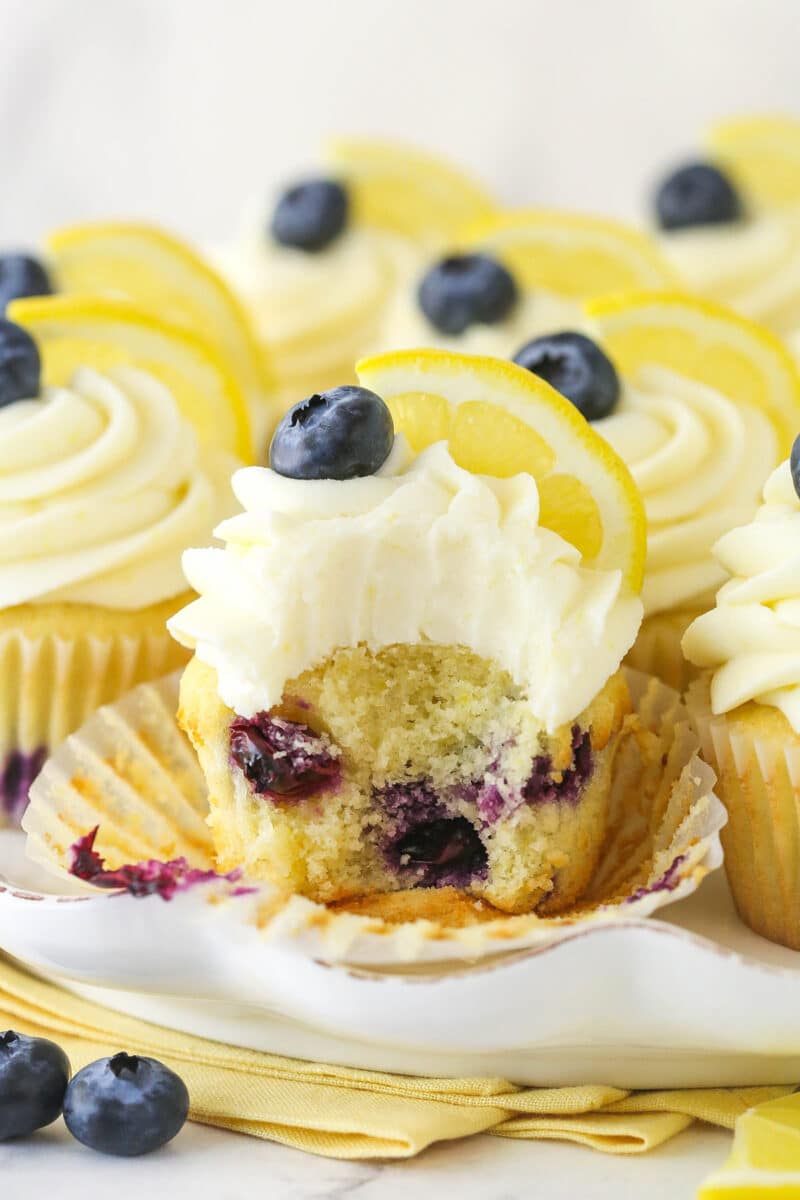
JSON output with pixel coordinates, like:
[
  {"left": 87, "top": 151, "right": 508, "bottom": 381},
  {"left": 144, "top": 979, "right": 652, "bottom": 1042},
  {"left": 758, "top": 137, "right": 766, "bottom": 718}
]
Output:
[{"left": 0, "top": 954, "right": 791, "bottom": 1160}]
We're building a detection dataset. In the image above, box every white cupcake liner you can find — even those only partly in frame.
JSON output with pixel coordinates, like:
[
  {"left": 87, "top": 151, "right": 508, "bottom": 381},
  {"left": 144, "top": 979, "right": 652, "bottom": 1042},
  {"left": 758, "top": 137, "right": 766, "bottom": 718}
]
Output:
[
  {"left": 687, "top": 677, "right": 800, "bottom": 950},
  {"left": 20, "top": 668, "right": 726, "bottom": 967},
  {"left": 0, "top": 624, "right": 187, "bottom": 829}
]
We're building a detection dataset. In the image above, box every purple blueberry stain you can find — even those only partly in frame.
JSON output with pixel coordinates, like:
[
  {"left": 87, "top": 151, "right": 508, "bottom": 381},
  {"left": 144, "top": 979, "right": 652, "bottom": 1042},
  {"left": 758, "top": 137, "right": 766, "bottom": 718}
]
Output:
[
  {"left": 375, "top": 781, "right": 488, "bottom": 888},
  {"left": 523, "top": 726, "right": 594, "bottom": 808},
  {"left": 229, "top": 713, "right": 341, "bottom": 801},
  {"left": 626, "top": 854, "right": 687, "bottom": 904},
  {"left": 1, "top": 747, "right": 47, "bottom": 825},
  {"left": 69, "top": 826, "right": 253, "bottom": 900}
]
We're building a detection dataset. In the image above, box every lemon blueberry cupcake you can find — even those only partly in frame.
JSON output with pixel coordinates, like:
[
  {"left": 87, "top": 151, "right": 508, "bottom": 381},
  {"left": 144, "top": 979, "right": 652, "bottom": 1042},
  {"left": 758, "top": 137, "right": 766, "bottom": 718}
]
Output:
[
  {"left": 683, "top": 445, "right": 800, "bottom": 949},
  {"left": 169, "top": 350, "right": 645, "bottom": 916},
  {"left": 214, "top": 139, "right": 495, "bottom": 412},
  {"left": 652, "top": 115, "right": 800, "bottom": 351},
  {"left": 377, "top": 209, "right": 675, "bottom": 357},
  {"left": 507, "top": 292, "right": 800, "bottom": 689},
  {"left": 0, "top": 297, "right": 242, "bottom": 823}
]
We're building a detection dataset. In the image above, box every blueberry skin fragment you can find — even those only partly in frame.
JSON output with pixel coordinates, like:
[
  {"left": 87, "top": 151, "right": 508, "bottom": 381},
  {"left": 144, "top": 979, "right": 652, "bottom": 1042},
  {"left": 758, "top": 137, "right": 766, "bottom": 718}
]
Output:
[
  {"left": 0, "top": 1030, "right": 71, "bottom": 1140},
  {"left": 512, "top": 330, "right": 620, "bottom": 421},
  {"left": 270, "top": 178, "right": 349, "bottom": 251},
  {"left": 655, "top": 161, "right": 742, "bottom": 231},
  {"left": 0, "top": 253, "right": 53, "bottom": 312},
  {"left": 270, "top": 385, "right": 394, "bottom": 480},
  {"left": 0, "top": 318, "right": 41, "bottom": 409},
  {"left": 418, "top": 253, "right": 518, "bottom": 335},
  {"left": 63, "top": 1052, "right": 189, "bottom": 1157}
]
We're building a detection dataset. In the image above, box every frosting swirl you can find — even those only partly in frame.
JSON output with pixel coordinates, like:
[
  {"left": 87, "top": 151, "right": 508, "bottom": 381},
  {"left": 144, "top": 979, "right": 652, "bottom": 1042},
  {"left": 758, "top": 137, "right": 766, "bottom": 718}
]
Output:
[
  {"left": 215, "top": 224, "right": 421, "bottom": 390},
  {"left": 659, "top": 208, "right": 800, "bottom": 337},
  {"left": 169, "top": 441, "right": 642, "bottom": 732},
  {"left": 594, "top": 366, "right": 777, "bottom": 616},
  {"left": 683, "top": 461, "right": 800, "bottom": 731},
  {"left": 0, "top": 365, "right": 238, "bottom": 610}
]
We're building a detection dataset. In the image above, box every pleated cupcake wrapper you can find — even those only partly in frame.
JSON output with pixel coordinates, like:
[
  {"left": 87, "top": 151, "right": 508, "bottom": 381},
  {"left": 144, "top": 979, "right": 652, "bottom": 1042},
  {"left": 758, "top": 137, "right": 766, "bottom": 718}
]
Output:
[
  {"left": 625, "top": 609, "right": 703, "bottom": 694},
  {"left": 686, "top": 677, "right": 800, "bottom": 950},
  {"left": 0, "top": 625, "right": 188, "bottom": 829},
  {"left": 20, "top": 668, "right": 726, "bottom": 968}
]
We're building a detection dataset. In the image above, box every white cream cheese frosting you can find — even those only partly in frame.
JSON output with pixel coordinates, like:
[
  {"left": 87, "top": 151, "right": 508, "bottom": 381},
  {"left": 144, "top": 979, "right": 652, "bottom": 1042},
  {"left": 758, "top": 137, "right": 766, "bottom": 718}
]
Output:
[
  {"left": 594, "top": 365, "right": 778, "bottom": 617},
  {"left": 169, "top": 440, "right": 642, "bottom": 732},
  {"left": 0, "top": 365, "right": 238, "bottom": 610},
  {"left": 683, "top": 460, "right": 800, "bottom": 732},
  {"left": 658, "top": 208, "right": 800, "bottom": 338},
  {"left": 214, "top": 224, "right": 422, "bottom": 390}
]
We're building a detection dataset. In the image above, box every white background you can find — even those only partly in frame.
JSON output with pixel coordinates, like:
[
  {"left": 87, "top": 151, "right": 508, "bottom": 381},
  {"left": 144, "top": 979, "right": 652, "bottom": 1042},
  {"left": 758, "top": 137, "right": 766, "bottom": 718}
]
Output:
[{"left": 1, "top": 0, "right": 799, "bottom": 244}]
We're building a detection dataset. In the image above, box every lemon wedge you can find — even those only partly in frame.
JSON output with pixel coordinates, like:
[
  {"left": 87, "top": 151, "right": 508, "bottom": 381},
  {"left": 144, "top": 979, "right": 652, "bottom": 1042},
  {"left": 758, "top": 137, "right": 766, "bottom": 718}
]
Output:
[
  {"left": 700, "top": 1093, "right": 800, "bottom": 1197},
  {"left": 358, "top": 348, "right": 645, "bottom": 589},
  {"left": 8, "top": 294, "right": 251, "bottom": 459}
]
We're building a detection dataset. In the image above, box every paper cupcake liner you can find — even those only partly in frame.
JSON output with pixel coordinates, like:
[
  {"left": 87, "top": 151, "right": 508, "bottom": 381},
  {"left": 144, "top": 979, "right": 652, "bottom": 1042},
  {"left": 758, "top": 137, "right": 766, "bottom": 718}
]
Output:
[
  {"left": 687, "top": 677, "right": 800, "bottom": 950},
  {"left": 0, "top": 624, "right": 188, "bottom": 829},
  {"left": 21, "top": 668, "right": 725, "bottom": 967},
  {"left": 625, "top": 609, "right": 703, "bottom": 693}
]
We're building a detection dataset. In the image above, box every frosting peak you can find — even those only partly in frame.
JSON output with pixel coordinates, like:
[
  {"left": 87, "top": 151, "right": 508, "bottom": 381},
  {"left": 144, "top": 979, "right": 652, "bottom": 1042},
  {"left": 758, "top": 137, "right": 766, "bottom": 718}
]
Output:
[
  {"left": 683, "top": 460, "right": 800, "bottom": 730},
  {"left": 169, "top": 442, "right": 642, "bottom": 731},
  {"left": 0, "top": 365, "right": 238, "bottom": 610}
]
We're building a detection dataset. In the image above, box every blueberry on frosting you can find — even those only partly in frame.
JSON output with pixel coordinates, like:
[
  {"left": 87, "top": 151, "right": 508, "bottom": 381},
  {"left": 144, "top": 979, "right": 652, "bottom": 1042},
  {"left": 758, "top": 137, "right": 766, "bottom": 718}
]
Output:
[
  {"left": 790, "top": 433, "right": 800, "bottom": 501},
  {"left": 0, "top": 319, "right": 41, "bottom": 409},
  {"left": 270, "top": 384, "right": 394, "bottom": 480},
  {"left": 270, "top": 178, "right": 349, "bottom": 251},
  {"left": 0, "top": 253, "right": 52, "bottom": 312},
  {"left": 655, "top": 162, "right": 742, "bottom": 231},
  {"left": 513, "top": 331, "right": 620, "bottom": 422},
  {"left": 417, "top": 253, "right": 518, "bottom": 335}
]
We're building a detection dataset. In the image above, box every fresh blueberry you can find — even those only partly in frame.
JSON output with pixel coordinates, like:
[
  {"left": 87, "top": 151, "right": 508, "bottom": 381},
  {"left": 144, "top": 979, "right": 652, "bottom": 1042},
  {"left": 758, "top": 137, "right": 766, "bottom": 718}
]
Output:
[
  {"left": 790, "top": 434, "right": 800, "bottom": 500},
  {"left": 63, "top": 1052, "right": 189, "bottom": 1157},
  {"left": 270, "top": 178, "right": 348, "bottom": 251},
  {"left": 512, "top": 331, "right": 620, "bottom": 421},
  {"left": 0, "top": 319, "right": 41, "bottom": 409},
  {"left": 655, "top": 162, "right": 742, "bottom": 231},
  {"left": 270, "top": 385, "right": 394, "bottom": 480},
  {"left": 0, "top": 253, "right": 52, "bottom": 312},
  {"left": 418, "top": 253, "right": 518, "bottom": 335},
  {"left": 0, "top": 1030, "right": 71, "bottom": 1140}
]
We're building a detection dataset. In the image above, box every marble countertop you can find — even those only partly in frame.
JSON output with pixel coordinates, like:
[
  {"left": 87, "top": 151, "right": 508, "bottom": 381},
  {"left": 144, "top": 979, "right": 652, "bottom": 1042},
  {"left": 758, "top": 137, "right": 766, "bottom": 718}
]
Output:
[{"left": 1, "top": 1121, "right": 730, "bottom": 1199}]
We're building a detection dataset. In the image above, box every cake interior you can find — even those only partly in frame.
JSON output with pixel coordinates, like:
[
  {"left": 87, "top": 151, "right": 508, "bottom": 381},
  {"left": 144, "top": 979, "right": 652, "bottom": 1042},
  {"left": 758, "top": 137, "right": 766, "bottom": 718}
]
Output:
[{"left": 179, "top": 644, "right": 630, "bottom": 915}]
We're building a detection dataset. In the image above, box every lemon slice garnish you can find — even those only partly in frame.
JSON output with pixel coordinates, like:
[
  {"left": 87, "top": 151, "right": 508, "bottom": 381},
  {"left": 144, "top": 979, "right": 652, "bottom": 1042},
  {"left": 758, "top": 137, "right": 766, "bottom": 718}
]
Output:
[
  {"left": 709, "top": 114, "right": 800, "bottom": 211},
  {"left": 462, "top": 209, "right": 676, "bottom": 295},
  {"left": 326, "top": 137, "right": 496, "bottom": 243},
  {"left": 587, "top": 290, "right": 800, "bottom": 457},
  {"left": 358, "top": 348, "right": 645, "bottom": 591},
  {"left": 46, "top": 222, "right": 275, "bottom": 442},
  {"left": 8, "top": 294, "right": 251, "bottom": 460}
]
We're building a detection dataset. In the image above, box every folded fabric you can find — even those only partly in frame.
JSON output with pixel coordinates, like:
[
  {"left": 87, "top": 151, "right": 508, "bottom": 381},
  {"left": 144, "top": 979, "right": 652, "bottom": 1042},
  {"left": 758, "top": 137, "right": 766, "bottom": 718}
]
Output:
[{"left": 0, "top": 954, "right": 791, "bottom": 1160}]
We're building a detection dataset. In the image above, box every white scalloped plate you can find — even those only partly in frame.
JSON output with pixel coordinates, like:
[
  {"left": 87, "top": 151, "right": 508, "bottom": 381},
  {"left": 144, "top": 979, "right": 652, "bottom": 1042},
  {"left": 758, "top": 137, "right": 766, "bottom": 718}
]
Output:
[{"left": 2, "top": 828, "right": 800, "bottom": 1089}]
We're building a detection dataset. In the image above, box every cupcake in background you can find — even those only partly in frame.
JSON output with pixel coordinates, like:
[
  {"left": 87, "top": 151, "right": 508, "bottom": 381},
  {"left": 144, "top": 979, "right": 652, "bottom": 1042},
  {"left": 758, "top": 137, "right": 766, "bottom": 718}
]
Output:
[
  {"left": 652, "top": 115, "right": 800, "bottom": 354},
  {"left": 213, "top": 138, "right": 496, "bottom": 411},
  {"left": 510, "top": 292, "right": 800, "bottom": 689},
  {"left": 0, "top": 224, "right": 274, "bottom": 459},
  {"left": 0, "top": 294, "right": 244, "bottom": 824},
  {"left": 170, "top": 350, "right": 645, "bottom": 916},
  {"left": 377, "top": 209, "right": 676, "bottom": 357},
  {"left": 684, "top": 446, "right": 800, "bottom": 950}
]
